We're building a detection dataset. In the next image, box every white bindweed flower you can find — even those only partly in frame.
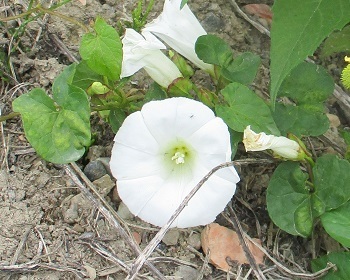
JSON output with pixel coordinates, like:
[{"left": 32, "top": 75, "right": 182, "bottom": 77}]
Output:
[
  {"left": 121, "top": 28, "right": 183, "bottom": 88},
  {"left": 243, "top": 125, "right": 303, "bottom": 160},
  {"left": 110, "top": 97, "right": 240, "bottom": 228},
  {"left": 143, "top": 0, "right": 214, "bottom": 73}
]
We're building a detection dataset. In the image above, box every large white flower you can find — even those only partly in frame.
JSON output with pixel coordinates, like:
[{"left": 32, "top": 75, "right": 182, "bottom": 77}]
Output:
[
  {"left": 143, "top": 0, "right": 214, "bottom": 73},
  {"left": 243, "top": 125, "right": 303, "bottom": 160},
  {"left": 121, "top": 28, "right": 182, "bottom": 88},
  {"left": 110, "top": 97, "right": 240, "bottom": 228}
]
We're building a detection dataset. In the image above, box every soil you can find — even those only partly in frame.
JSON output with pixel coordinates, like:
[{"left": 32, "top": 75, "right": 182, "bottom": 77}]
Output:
[{"left": 0, "top": 0, "right": 348, "bottom": 279}]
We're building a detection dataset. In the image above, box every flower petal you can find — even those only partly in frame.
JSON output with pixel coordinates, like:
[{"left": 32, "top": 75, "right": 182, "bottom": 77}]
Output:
[
  {"left": 143, "top": 0, "right": 213, "bottom": 72},
  {"left": 189, "top": 117, "right": 231, "bottom": 155},
  {"left": 120, "top": 29, "right": 182, "bottom": 87},
  {"left": 113, "top": 111, "right": 159, "bottom": 154},
  {"left": 110, "top": 144, "right": 164, "bottom": 180},
  {"left": 141, "top": 97, "right": 216, "bottom": 144}
]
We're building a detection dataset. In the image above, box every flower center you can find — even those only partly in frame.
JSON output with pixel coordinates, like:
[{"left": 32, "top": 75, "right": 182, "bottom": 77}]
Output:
[
  {"left": 162, "top": 140, "right": 195, "bottom": 172},
  {"left": 172, "top": 151, "right": 186, "bottom": 164}
]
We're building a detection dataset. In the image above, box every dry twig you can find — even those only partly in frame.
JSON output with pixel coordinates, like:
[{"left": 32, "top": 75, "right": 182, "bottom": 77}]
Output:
[
  {"left": 126, "top": 159, "right": 274, "bottom": 280},
  {"left": 64, "top": 163, "right": 166, "bottom": 280}
]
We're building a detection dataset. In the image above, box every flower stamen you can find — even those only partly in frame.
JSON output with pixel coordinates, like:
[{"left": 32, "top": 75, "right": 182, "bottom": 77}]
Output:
[{"left": 172, "top": 151, "right": 185, "bottom": 164}]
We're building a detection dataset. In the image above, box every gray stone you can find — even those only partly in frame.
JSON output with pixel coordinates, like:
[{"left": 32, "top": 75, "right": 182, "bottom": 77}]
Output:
[
  {"left": 201, "top": 12, "right": 225, "bottom": 33},
  {"left": 174, "top": 265, "right": 199, "bottom": 280},
  {"left": 93, "top": 174, "right": 115, "bottom": 197},
  {"left": 162, "top": 229, "right": 180, "bottom": 246},
  {"left": 84, "top": 160, "right": 107, "bottom": 181},
  {"left": 117, "top": 202, "right": 134, "bottom": 220},
  {"left": 187, "top": 233, "right": 201, "bottom": 250}
]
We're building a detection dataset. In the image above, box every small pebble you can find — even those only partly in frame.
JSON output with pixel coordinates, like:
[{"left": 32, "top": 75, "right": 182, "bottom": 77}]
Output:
[
  {"left": 187, "top": 233, "right": 201, "bottom": 250},
  {"left": 111, "top": 186, "right": 121, "bottom": 203},
  {"left": 63, "top": 203, "right": 78, "bottom": 224},
  {"left": 72, "top": 224, "right": 85, "bottom": 233},
  {"left": 162, "top": 229, "right": 180, "bottom": 246},
  {"left": 84, "top": 160, "right": 107, "bottom": 181},
  {"left": 174, "top": 265, "right": 199, "bottom": 280},
  {"left": 93, "top": 174, "right": 115, "bottom": 197},
  {"left": 117, "top": 202, "right": 134, "bottom": 220}
]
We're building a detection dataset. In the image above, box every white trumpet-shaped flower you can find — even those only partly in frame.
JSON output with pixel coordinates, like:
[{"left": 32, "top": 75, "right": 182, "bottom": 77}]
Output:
[
  {"left": 143, "top": 0, "right": 214, "bottom": 73},
  {"left": 243, "top": 125, "right": 303, "bottom": 160},
  {"left": 121, "top": 28, "right": 182, "bottom": 88},
  {"left": 110, "top": 97, "right": 240, "bottom": 228}
]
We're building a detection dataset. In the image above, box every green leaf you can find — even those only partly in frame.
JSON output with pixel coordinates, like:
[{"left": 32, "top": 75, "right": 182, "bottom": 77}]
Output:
[
  {"left": 180, "top": 0, "right": 188, "bottom": 9},
  {"left": 80, "top": 17, "right": 122, "bottom": 81},
  {"left": 221, "top": 52, "right": 261, "bottom": 85},
  {"left": 266, "top": 161, "right": 312, "bottom": 237},
  {"left": 52, "top": 63, "right": 76, "bottom": 97},
  {"left": 215, "top": 82, "right": 279, "bottom": 135},
  {"left": 109, "top": 109, "right": 126, "bottom": 133},
  {"left": 312, "top": 252, "right": 350, "bottom": 279},
  {"left": 321, "top": 201, "right": 350, "bottom": 247},
  {"left": 321, "top": 25, "right": 350, "bottom": 58},
  {"left": 229, "top": 129, "right": 242, "bottom": 158},
  {"left": 274, "top": 103, "right": 330, "bottom": 137},
  {"left": 72, "top": 60, "right": 103, "bottom": 91},
  {"left": 313, "top": 154, "right": 350, "bottom": 211},
  {"left": 144, "top": 83, "right": 167, "bottom": 102},
  {"left": 270, "top": 0, "right": 350, "bottom": 106},
  {"left": 195, "top": 34, "right": 232, "bottom": 67},
  {"left": 273, "top": 62, "right": 333, "bottom": 137},
  {"left": 12, "top": 87, "right": 91, "bottom": 164},
  {"left": 278, "top": 62, "right": 334, "bottom": 103}
]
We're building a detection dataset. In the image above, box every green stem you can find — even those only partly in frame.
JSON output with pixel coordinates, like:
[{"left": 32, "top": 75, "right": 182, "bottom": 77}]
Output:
[
  {"left": 0, "top": 112, "right": 21, "bottom": 122},
  {"left": 126, "top": 94, "right": 144, "bottom": 102},
  {"left": 91, "top": 103, "right": 124, "bottom": 111}
]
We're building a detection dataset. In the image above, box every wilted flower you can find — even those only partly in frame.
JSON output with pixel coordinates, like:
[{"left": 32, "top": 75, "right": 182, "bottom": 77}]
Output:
[
  {"left": 110, "top": 97, "right": 240, "bottom": 228},
  {"left": 121, "top": 28, "right": 182, "bottom": 88},
  {"left": 143, "top": 0, "right": 214, "bottom": 73},
  {"left": 243, "top": 125, "right": 304, "bottom": 160}
]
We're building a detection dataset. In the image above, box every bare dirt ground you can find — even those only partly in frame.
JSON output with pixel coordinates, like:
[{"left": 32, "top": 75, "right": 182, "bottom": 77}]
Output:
[{"left": 0, "top": 0, "right": 349, "bottom": 279}]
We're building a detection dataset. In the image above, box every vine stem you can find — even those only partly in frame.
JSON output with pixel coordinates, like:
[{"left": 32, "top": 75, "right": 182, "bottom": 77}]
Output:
[{"left": 0, "top": 112, "right": 20, "bottom": 122}]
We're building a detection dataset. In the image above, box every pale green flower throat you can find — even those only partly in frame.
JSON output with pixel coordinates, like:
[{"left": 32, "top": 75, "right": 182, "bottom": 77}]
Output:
[{"left": 165, "top": 140, "right": 194, "bottom": 167}]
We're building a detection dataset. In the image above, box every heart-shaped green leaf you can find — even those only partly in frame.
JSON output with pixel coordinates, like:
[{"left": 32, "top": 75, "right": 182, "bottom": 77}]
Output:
[
  {"left": 321, "top": 201, "right": 350, "bottom": 247},
  {"left": 12, "top": 67, "right": 91, "bottom": 164},
  {"left": 80, "top": 17, "right": 122, "bottom": 81},
  {"left": 313, "top": 154, "right": 350, "bottom": 211},
  {"left": 312, "top": 252, "right": 350, "bottom": 279},
  {"left": 216, "top": 82, "right": 279, "bottom": 135},
  {"left": 266, "top": 161, "right": 312, "bottom": 237}
]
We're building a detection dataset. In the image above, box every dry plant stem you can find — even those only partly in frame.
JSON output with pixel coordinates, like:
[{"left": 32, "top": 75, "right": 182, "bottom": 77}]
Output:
[
  {"left": 64, "top": 163, "right": 166, "bottom": 280},
  {"left": 80, "top": 239, "right": 131, "bottom": 275},
  {"left": 230, "top": 0, "right": 270, "bottom": 35},
  {"left": 48, "top": 33, "right": 79, "bottom": 63},
  {"left": 0, "top": 262, "right": 86, "bottom": 278},
  {"left": 126, "top": 159, "right": 274, "bottom": 280},
  {"left": 4, "top": 227, "right": 32, "bottom": 280},
  {"left": 226, "top": 205, "right": 266, "bottom": 280},
  {"left": 243, "top": 233, "right": 336, "bottom": 279}
]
